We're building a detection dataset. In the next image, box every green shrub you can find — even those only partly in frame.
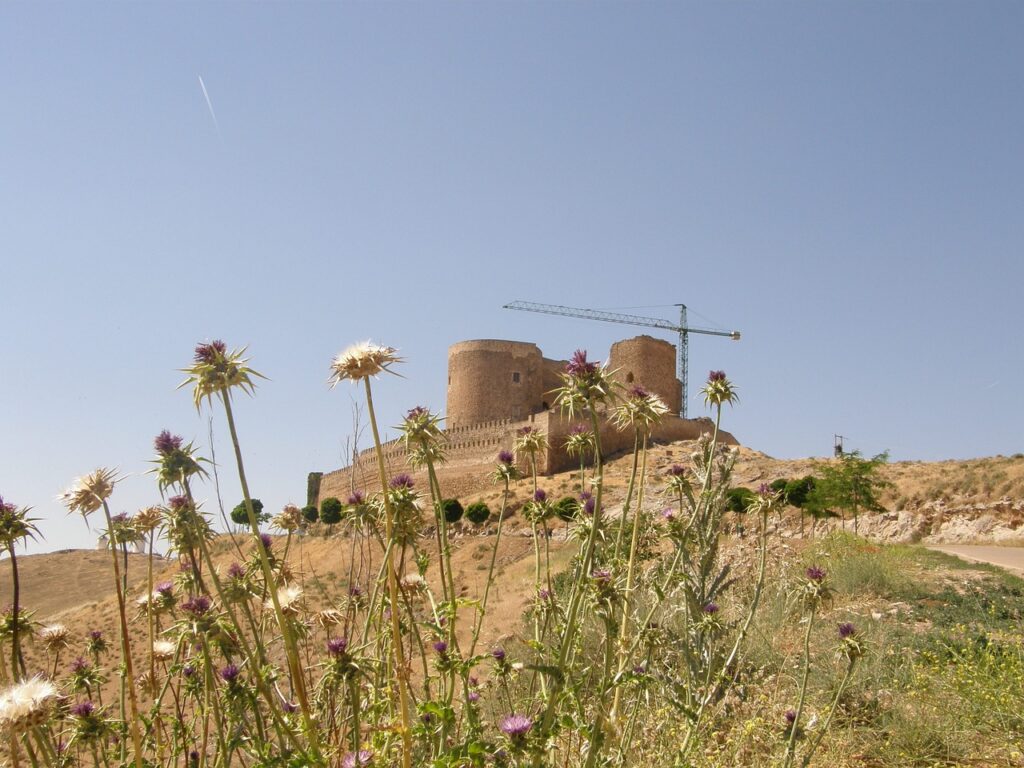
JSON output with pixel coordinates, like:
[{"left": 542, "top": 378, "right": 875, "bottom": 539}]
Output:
[
  {"left": 320, "top": 497, "right": 343, "bottom": 527},
  {"left": 725, "top": 487, "right": 756, "bottom": 514},
  {"left": 441, "top": 498, "right": 464, "bottom": 524},
  {"left": 555, "top": 496, "right": 579, "bottom": 522},
  {"left": 465, "top": 502, "right": 491, "bottom": 525},
  {"left": 301, "top": 505, "right": 319, "bottom": 524},
  {"left": 230, "top": 498, "right": 266, "bottom": 526}
]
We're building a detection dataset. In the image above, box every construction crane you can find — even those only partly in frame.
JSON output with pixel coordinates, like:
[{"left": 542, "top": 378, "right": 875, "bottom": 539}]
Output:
[{"left": 503, "top": 300, "right": 740, "bottom": 418}]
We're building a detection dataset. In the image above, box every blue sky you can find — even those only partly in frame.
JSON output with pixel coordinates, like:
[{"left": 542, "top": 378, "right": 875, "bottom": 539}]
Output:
[{"left": 2, "top": 2, "right": 1022, "bottom": 553}]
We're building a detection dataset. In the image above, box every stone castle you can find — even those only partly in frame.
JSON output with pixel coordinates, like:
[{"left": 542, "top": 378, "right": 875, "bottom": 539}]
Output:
[{"left": 315, "top": 335, "right": 737, "bottom": 504}]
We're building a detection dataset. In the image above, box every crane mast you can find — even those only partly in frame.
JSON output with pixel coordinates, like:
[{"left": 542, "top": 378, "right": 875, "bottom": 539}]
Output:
[{"left": 502, "top": 300, "right": 740, "bottom": 418}]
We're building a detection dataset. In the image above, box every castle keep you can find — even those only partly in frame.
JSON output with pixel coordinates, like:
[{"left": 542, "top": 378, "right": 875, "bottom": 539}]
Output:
[{"left": 316, "top": 335, "right": 736, "bottom": 503}]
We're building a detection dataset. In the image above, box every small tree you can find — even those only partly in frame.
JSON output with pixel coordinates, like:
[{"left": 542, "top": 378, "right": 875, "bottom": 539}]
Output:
[
  {"left": 784, "top": 475, "right": 817, "bottom": 537},
  {"left": 301, "top": 505, "right": 319, "bottom": 524},
  {"left": 809, "top": 451, "right": 892, "bottom": 534},
  {"left": 725, "top": 487, "right": 756, "bottom": 514},
  {"left": 440, "top": 498, "right": 464, "bottom": 524},
  {"left": 769, "top": 478, "right": 789, "bottom": 498},
  {"left": 231, "top": 498, "right": 266, "bottom": 528},
  {"left": 320, "top": 497, "right": 343, "bottom": 534},
  {"left": 465, "top": 501, "right": 491, "bottom": 526}
]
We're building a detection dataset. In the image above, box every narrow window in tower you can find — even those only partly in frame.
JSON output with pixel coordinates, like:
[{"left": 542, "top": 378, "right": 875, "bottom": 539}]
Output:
[
  {"left": 626, "top": 372, "right": 635, "bottom": 383},
  {"left": 512, "top": 372, "right": 521, "bottom": 384}
]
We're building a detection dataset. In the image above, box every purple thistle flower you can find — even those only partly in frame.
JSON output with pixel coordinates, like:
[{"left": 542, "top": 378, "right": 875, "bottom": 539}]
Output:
[
  {"left": 568, "top": 423, "right": 589, "bottom": 435},
  {"left": 758, "top": 483, "right": 771, "bottom": 496},
  {"left": 703, "top": 602, "right": 719, "bottom": 615},
  {"left": 327, "top": 637, "right": 349, "bottom": 658},
  {"left": 111, "top": 512, "right": 130, "bottom": 525},
  {"left": 389, "top": 474, "right": 414, "bottom": 490},
  {"left": 88, "top": 630, "right": 103, "bottom": 641},
  {"left": 282, "top": 700, "right": 299, "bottom": 713},
  {"left": 70, "top": 701, "right": 95, "bottom": 718},
  {"left": 432, "top": 640, "right": 448, "bottom": 655},
  {"left": 591, "top": 568, "right": 612, "bottom": 587},
  {"left": 341, "top": 750, "right": 373, "bottom": 768},
  {"left": 566, "top": 349, "right": 598, "bottom": 378},
  {"left": 806, "top": 566, "right": 826, "bottom": 584},
  {"left": 667, "top": 464, "right": 687, "bottom": 477},
  {"left": 227, "top": 562, "right": 245, "bottom": 580},
  {"left": 259, "top": 533, "right": 272, "bottom": 550},
  {"left": 500, "top": 713, "right": 533, "bottom": 740},
  {"left": 633, "top": 664, "right": 647, "bottom": 675},
  {"left": 182, "top": 664, "right": 197, "bottom": 679},
  {"left": 154, "top": 430, "right": 183, "bottom": 456},
  {"left": 538, "top": 588, "right": 553, "bottom": 601},
  {"left": 838, "top": 622, "right": 856, "bottom": 639},
  {"left": 468, "top": 690, "right": 480, "bottom": 703},
  {"left": 70, "top": 657, "right": 90, "bottom": 674},
  {"left": 629, "top": 385, "right": 650, "bottom": 399},
  {"left": 579, "top": 490, "right": 593, "bottom": 501},
  {"left": 406, "top": 406, "right": 429, "bottom": 420},
  {"left": 347, "top": 491, "right": 365, "bottom": 506},
  {"left": 168, "top": 495, "right": 189, "bottom": 511},
  {"left": 219, "top": 664, "right": 240, "bottom": 684},
  {"left": 708, "top": 370, "right": 727, "bottom": 383},
  {"left": 348, "top": 585, "right": 363, "bottom": 597},
  {"left": 181, "top": 595, "right": 212, "bottom": 618},
  {"left": 491, "top": 647, "right": 506, "bottom": 662},
  {"left": 194, "top": 340, "right": 227, "bottom": 364},
  {"left": 784, "top": 709, "right": 797, "bottom": 724},
  {"left": 497, "top": 450, "right": 515, "bottom": 465},
  {"left": 662, "top": 508, "right": 676, "bottom": 522},
  {"left": 155, "top": 581, "right": 174, "bottom": 596},
  {"left": 583, "top": 497, "right": 596, "bottom": 515},
  {"left": 533, "top": 489, "right": 547, "bottom": 503}
]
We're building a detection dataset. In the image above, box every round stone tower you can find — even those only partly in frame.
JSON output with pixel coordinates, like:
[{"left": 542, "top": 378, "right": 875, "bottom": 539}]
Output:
[
  {"left": 446, "top": 340, "right": 545, "bottom": 427},
  {"left": 608, "top": 335, "right": 682, "bottom": 415}
]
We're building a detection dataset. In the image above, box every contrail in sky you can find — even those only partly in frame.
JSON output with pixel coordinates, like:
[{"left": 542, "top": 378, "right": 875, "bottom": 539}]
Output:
[{"left": 197, "top": 75, "right": 222, "bottom": 139}]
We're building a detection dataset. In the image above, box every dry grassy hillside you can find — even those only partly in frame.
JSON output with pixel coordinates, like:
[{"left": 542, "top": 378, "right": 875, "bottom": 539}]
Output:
[{"left": 3, "top": 440, "right": 1022, "bottom": 701}]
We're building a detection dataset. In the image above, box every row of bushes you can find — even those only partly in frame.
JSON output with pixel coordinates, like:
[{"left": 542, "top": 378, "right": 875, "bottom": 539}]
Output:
[{"left": 301, "top": 494, "right": 585, "bottom": 529}]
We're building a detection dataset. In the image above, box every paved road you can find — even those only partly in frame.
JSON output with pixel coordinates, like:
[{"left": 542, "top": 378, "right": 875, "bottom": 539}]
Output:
[{"left": 927, "top": 545, "right": 1024, "bottom": 574}]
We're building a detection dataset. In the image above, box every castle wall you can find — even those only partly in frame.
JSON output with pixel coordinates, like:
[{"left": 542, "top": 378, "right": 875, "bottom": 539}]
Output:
[
  {"left": 316, "top": 410, "right": 736, "bottom": 507},
  {"left": 447, "top": 340, "right": 544, "bottom": 427},
  {"left": 608, "top": 335, "right": 682, "bottom": 414}
]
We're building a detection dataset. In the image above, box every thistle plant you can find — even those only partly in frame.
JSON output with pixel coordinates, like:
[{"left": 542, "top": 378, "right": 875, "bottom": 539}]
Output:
[
  {"left": 329, "top": 341, "right": 412, "bottom": 768},
  {"left": 0, "top": 497, "right": 40, "bottom": 679},
  {"left": 60, "top": 469, "right": 144, "bottom": 768},
  {"left": 564, "top": 423, "right": 596, "bottom": 495},
  {"left": 514, "top": 426, "right": 548, "bottom": 494},
  {"left": 182, "top": 341, "right": 320, "bottom": 756}
]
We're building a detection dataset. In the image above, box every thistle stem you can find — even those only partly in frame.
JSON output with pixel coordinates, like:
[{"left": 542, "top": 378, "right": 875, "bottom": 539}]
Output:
[
  {"left": 362, "top": 377, "right": 413, "bottom": 768},
  {"left": 218, "top": 392, "right": 320, "bottom": 758},
  {"left": 99, "top": 501, "right": 144, "bottom": 768}
]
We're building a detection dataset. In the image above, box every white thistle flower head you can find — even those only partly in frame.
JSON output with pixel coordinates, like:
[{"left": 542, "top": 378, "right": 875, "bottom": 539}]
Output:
[
  {"left": 38, "top": 624, "right": 70, "bottom": 652},
  {"left": 0, "top": 677, "right": 58, "bottom": 731},
  {"left": 271, "top": 585, "right": 304, "bottom": 616},
  {"left": 400, "top": 573, "right": 428, "bottom": 592},
  {"left": 314, "top": 608, "right": 344, "bottom": 630},
  {"left": 59, "top": 468, "right": 119, "bottom": 518},
  {"left": 152, "top": 640, "right": 177, "bottom": 662},
  {"left": 328, "top": 341, "right": 402, "bottom": 386}
]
